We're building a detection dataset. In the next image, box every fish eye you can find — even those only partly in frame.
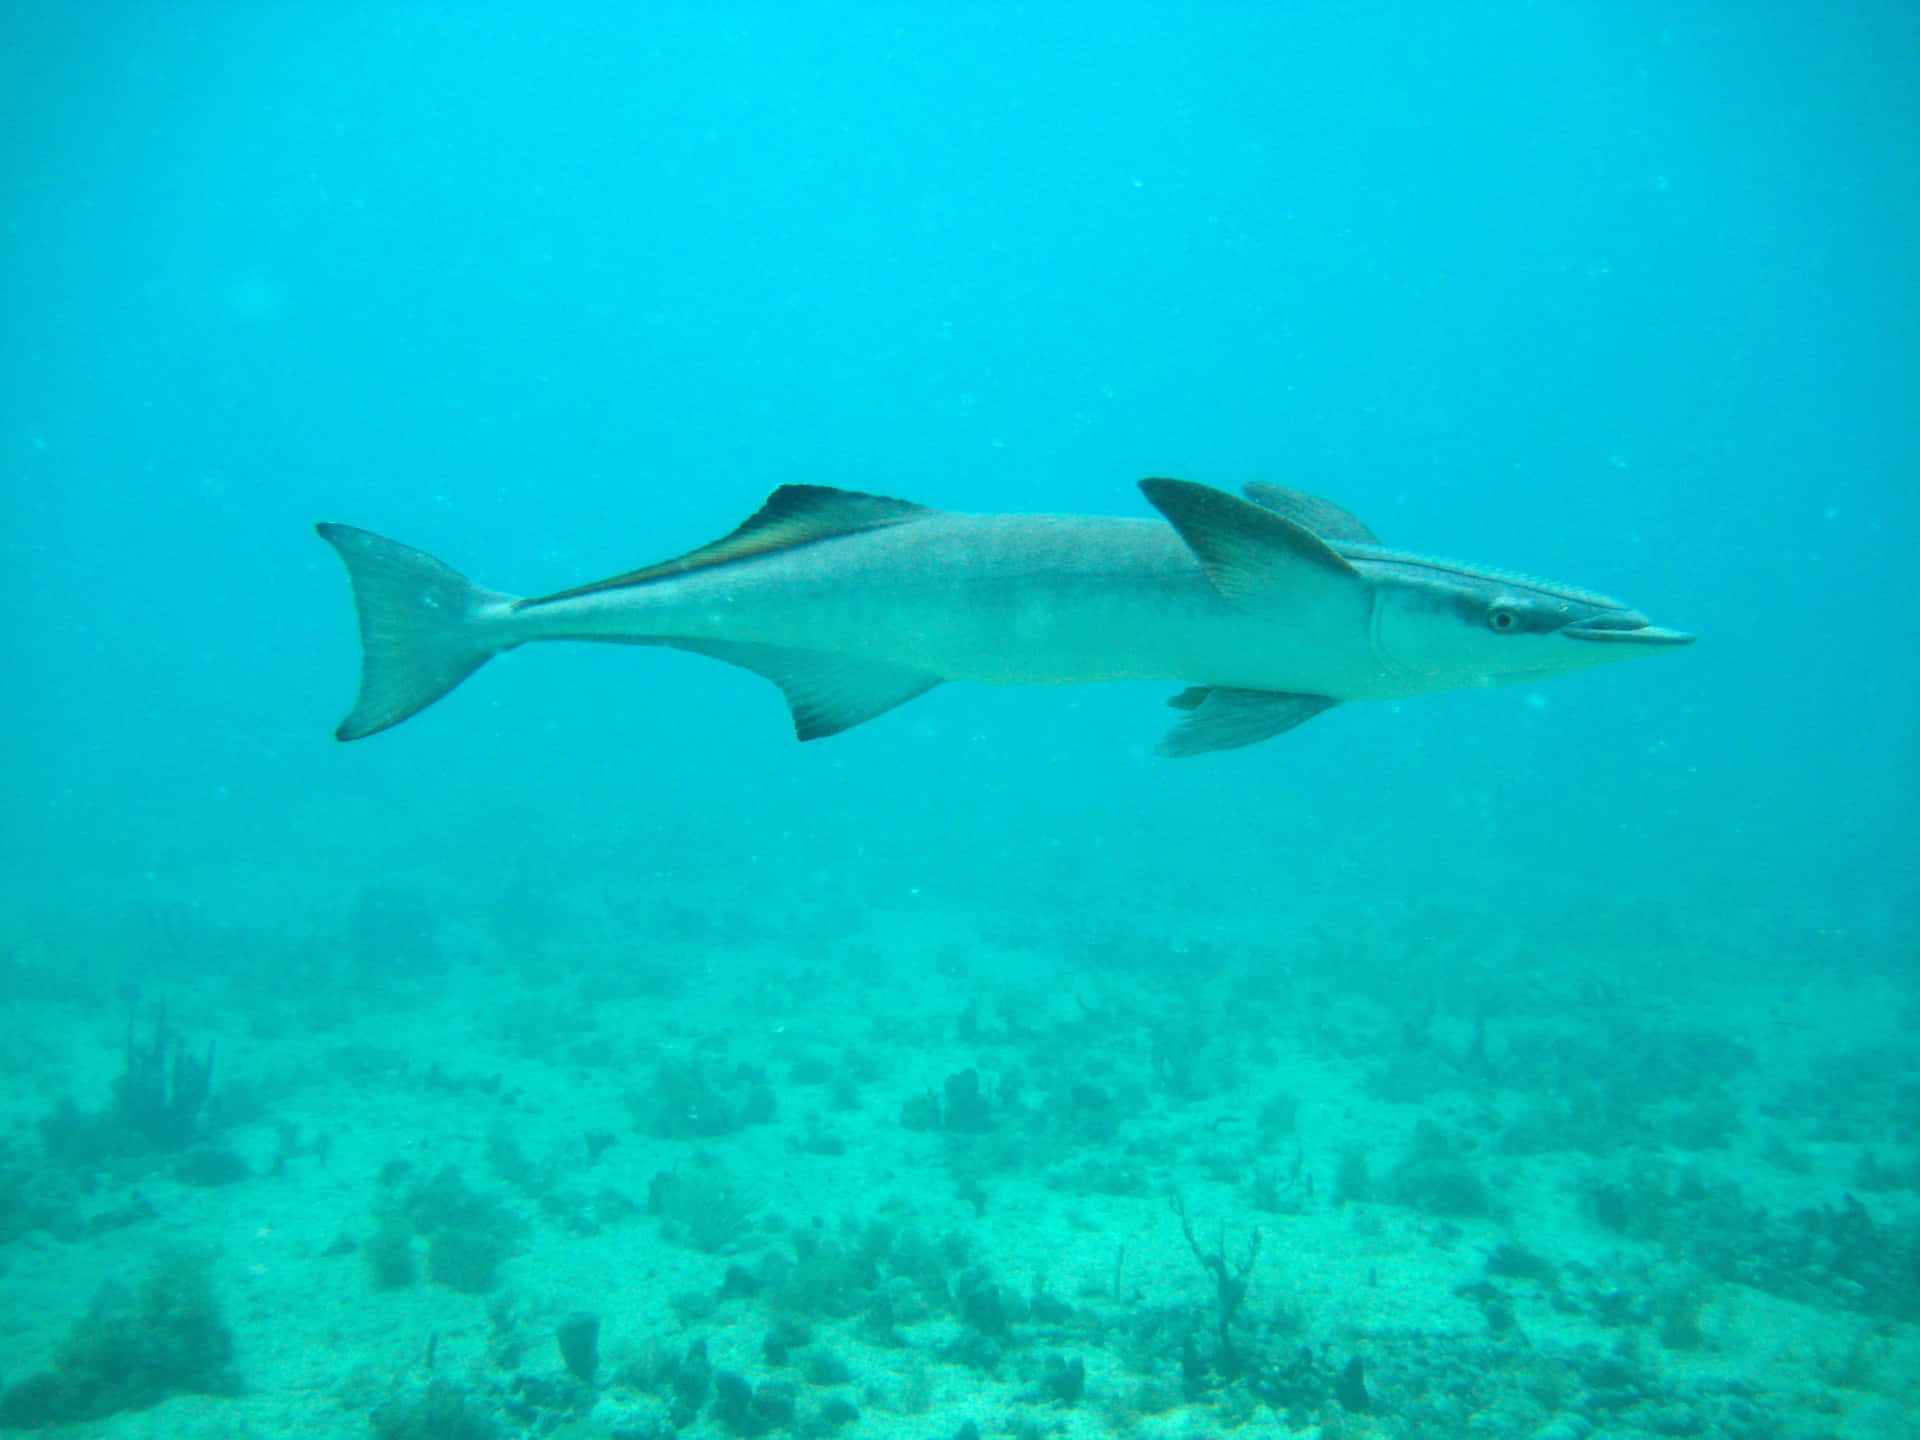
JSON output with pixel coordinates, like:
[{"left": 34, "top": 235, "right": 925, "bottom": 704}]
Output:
[{"left": 1487, "top": 605, "right": 1521, "bottom": 633}]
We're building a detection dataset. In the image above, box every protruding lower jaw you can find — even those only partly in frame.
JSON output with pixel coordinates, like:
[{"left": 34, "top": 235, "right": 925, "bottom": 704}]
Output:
[{"left": 1562, "top": 612, "right": 1696, "bottom": 647}]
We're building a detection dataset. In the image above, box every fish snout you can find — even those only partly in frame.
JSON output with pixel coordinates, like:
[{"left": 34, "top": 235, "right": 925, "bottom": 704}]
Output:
[{"left": 1562, "top": 610, "right": 1696, "bottom": 647}]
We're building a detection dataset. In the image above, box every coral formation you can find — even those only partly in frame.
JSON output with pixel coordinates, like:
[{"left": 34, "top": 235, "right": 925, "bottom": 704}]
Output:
[
  {"left": 649, "top": 1163, "right": 763, "bottom": 1255},
  {"left": 630, "top": 1058, "right": 778, "bottom": 1140},
  {"left": 370, "top": 1380, "right": 502, "bottom": 1440},
  {"left": 556, "top": 1311, "right": 600, "bottom": 1384},
  {"left": 357, "top": 1166, "right": 529, "bottom": 1295},
  {"left": 0, "top": 1249, "right": 237, "bottom": 1427}
]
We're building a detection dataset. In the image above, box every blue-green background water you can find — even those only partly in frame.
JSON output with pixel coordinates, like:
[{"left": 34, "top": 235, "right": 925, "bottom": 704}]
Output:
[
  {"left": 7, "top": 5, "right": 1912, "bottom": 952},
  {"left": 3, "top": 5, "right": 1920, "bottom": 1436},
  {"left": 6, "top": 4, "right": 1914, "bottom": 955},
  {"left": 1, "top": 7, "right": 1917, "bottom": 1432}
]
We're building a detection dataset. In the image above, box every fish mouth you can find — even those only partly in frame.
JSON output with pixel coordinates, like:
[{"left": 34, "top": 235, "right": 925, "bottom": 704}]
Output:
[{"left": 1563, "top": 613, "right": 1697, "bottom": 646}]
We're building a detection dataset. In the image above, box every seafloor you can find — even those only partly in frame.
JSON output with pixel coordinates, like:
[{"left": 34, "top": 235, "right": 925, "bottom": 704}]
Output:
[{"left": 0, "top": 880, "right": 1914, "bottom": 1440}]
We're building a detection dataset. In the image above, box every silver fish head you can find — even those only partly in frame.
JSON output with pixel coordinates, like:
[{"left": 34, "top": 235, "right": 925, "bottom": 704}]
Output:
[{"left": 1366, "top": 553, "right": 1695, "bottom": 691}]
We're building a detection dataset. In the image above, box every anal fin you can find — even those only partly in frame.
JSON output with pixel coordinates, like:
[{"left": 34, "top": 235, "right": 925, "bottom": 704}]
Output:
[
  {"left": 1159, "top": 687, "right": 1339, "bottom": 757},
  {"left": 668, "top": 639, "right": 942, "bottom": 741}
]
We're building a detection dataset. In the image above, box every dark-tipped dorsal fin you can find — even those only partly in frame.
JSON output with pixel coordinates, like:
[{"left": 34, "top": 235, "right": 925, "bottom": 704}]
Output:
[
  {"left": 1240, "top": 481, "right": 1380, "bottom": 544},
  {"left": 528, "top": 485, "right": 938, "bottom": 604}
]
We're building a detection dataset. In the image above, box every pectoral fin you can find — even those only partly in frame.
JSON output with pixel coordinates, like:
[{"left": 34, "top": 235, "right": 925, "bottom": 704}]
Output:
[
  {"left": 1159, "top": 687, "right": 1339, "bottom": 757},
  {"left": 1141, "top": 477, "right": 1361, "bottom": 609},
  {"left": 667, "top": 639, "right": 943, "bottom": 741}
]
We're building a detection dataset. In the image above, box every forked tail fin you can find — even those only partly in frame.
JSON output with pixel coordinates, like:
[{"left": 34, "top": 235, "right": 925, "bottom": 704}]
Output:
[{"left": 315, "top": 523, "right": 517, "bottom": 740}]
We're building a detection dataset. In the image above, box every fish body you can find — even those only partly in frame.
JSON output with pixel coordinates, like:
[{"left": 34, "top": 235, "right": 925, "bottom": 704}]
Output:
[{"left": 318, "top": 478, "right": 1693, "bottom": 755}]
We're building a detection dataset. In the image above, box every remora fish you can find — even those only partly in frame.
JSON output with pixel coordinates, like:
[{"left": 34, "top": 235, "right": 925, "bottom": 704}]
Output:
[{"left": 317, "top": 478, "right": 1692, "bottom": 756}]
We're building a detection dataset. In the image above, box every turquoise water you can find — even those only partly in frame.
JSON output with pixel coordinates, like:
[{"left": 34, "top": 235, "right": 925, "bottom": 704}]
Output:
[{"left": 2, "top": 7, "right": 1915, "bottom": 1439}]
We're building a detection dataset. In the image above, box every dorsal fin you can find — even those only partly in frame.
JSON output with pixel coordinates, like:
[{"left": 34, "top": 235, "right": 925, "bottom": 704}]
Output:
[
  {"left": 527, "top": 485, "right": 937, "bottom": 604},
  {"left": 1240, "top": 481, "right": 1380, "bottom": 544},
  {"left": 1140, "top": 477, "right": 1361, "bottom": 608}
]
